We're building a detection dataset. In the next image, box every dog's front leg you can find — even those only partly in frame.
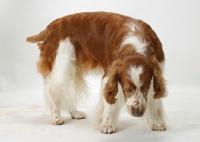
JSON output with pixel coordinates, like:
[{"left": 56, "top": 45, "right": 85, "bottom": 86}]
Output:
[
  {"left": 145, "top": 98, "right": 167, "bottom": 131},
  {"left": 97, "top": 77, "right": 123, "bottom": 134},
  {"left": 144, "top": 81, "right": 167, "bottom": 131},
  {"left": 100, "top": 100, "right": 117, "bottom": 134}
]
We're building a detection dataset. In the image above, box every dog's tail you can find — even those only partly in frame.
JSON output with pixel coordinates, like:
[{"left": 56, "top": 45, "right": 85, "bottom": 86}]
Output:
[{"left": 26, "top": 28, "right": 47, "bottom": 43}]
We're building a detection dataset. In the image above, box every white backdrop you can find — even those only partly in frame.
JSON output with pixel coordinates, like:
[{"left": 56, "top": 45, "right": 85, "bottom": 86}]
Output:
[{"left": 0, "top": 0, "right": 200, "bottom": 95}]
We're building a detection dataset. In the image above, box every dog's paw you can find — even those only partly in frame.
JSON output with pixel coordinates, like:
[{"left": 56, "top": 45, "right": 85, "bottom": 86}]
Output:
[
  {"left": 151, "top": 123, "right": 167, "bottom": 131},
  {"left": 100, "top": 123, "right": 116, "bottom": 134},
  {"left": 70, "top": 111, "right": 87, "bottom": 119},
  {"left": 51, "top": 114, "right": 65, "bottom": 125}
]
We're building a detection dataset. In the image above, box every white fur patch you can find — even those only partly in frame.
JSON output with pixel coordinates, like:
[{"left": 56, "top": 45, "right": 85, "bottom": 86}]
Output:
[
  {"left": 126, "top": 66, "right": 146, "bottom": 114},
  {"left": 125, "top": 22, "right": 137, "bottom": 32},
  {"left": 44, "top": 38, "right": 88, "bottom": 116},
  {"left": 120, "top": 22, "right": 147, "bottom": 56},
  {"left": 129, "top": 66, "right": 143, "bottom": 87}
]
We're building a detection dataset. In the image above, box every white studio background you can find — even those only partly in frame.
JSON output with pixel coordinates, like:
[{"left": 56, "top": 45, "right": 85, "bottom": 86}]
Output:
[{"left": 0, "top": 0, "right": 200, "bottom": 95}]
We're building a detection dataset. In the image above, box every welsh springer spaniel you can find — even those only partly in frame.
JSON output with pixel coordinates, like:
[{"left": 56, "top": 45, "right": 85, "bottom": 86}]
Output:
[{"left": 27, "top": 12, "right": 167, "bottom": 134}]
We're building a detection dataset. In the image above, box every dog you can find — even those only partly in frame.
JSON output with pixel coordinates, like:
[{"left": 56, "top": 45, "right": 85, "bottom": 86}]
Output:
[{"left": 26, "top": 12, "right": 167, "bottom": 134}]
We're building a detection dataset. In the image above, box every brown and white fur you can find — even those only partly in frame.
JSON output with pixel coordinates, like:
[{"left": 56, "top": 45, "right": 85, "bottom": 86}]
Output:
[{"left": 26, "top": 12, "right": 167, "bottom": 134}]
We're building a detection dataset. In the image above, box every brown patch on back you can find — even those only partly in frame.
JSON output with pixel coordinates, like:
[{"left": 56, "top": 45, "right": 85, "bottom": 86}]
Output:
[{"left": 27, "top": 12, "right": 133, "bottom": 77}]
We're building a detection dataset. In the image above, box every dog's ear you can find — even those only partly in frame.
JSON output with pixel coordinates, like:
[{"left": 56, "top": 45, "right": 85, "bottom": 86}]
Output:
[
  {"left": 104, "top": 61, "right": 122, "bottom": 104},
  {"left": 152, "top": 60, "right": 166, "bottom": 99}
]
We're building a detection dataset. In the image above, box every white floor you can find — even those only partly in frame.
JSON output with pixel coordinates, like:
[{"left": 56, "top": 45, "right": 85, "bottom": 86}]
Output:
[{"left": 0, "top": 91, "right": 200, "bottom": 142}]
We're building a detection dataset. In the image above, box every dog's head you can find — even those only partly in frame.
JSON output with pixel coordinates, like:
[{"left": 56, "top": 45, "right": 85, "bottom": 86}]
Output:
[{"left": 104, "top": 55, "right": 166, "bottom": 117}]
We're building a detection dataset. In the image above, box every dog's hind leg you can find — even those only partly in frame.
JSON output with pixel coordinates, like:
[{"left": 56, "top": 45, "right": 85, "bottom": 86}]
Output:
[
  {"left": 44, "top": 38, "right": 87, "bottom": 124},
  {"left": 44, "top": 76, "right": 66, "bottom": 125},
  {"left": 69, "top": 68, "right": 88, "bottom": 119},
  {"left": 70, "top": 108, "right": 87, "bottom": 119}
]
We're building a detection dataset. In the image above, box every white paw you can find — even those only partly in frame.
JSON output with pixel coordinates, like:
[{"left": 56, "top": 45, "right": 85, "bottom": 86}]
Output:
[
  {"left": 151, "top": 123, "right": 167, "bottom": 131},
  {"left": 70, "top": 111, "right": 87, "bottom": 119},
  {"left": 51, "top": 114, "right": 65, "bottom": 125},
  {"left": 100, "top": 123, "right": 116, "bottom": 134}
]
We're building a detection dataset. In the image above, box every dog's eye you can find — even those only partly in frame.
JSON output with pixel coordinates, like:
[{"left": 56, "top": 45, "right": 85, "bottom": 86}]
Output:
[
  {"left": 143, "top": 88, "right": 148, "bottom": 93},
  {"left": 125, "top": 88, "right": 132, "bottom": 93}
]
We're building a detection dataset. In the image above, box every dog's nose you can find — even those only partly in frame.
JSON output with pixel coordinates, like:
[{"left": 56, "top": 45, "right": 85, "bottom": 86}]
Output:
[{"left": 133, "top": 111, "right": 143, "bottom": 117}]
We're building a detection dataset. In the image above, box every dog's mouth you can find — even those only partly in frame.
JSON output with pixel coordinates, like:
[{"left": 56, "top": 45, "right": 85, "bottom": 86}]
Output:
[
  {"left": 126, "top": 105, "right": 145, "bottom": 117},
  {"left": 132, "top": 109, "right": 144, "bottom": 117}
]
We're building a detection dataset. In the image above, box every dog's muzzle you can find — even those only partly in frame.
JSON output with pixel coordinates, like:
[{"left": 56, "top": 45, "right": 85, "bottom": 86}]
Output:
[
  {"left": 126, "top": 105, "right": 145, "bottom": 117},
  {"left": 132, "top": 109, "right": 144, "bottom": 117}
]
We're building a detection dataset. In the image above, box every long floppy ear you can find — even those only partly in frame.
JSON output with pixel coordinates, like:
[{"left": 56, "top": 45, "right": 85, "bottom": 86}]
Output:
[
  {"left": 104, "top": 61, "right": 122, "bottom": 104},
  {"left": 152, "top": 60, "right": 166, "bottom": 99}
]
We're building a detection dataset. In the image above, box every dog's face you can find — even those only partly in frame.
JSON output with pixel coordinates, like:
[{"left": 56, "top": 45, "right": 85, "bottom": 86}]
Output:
[
  {"left": 104, "top": 55, "right": 166, "bottom": 117},
  {"left": 120, "top": 61, "right": 153, "bottom": 117}
]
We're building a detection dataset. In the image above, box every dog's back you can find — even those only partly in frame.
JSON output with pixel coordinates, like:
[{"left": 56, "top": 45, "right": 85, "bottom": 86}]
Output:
[
  {"left": 27, "top": 12, "right": 134, "bottom": 73},
  {"left": 27, "top": 12, "right": 163, "bottom": 73}
]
